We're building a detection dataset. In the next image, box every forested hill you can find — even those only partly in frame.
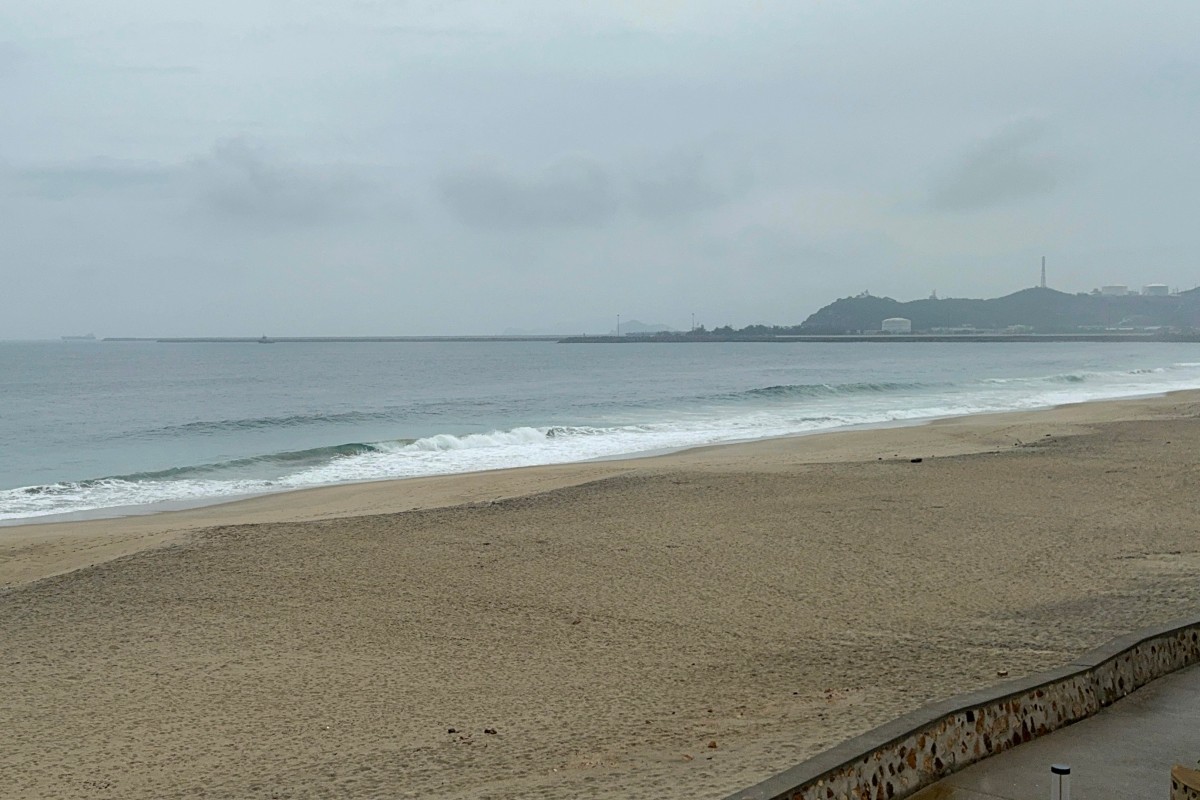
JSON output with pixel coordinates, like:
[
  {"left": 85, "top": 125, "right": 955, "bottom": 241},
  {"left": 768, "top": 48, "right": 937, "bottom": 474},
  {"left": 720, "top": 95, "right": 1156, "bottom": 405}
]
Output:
[{"left": 798, "top": 287, "right": 1200, "bottom": 334}]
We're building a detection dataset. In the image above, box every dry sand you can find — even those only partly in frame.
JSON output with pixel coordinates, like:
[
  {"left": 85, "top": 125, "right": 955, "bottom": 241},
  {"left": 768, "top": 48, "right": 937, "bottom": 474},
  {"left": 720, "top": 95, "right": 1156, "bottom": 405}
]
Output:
[{"left": 3, "top": 393, "right": 1200, "bottom": 799}]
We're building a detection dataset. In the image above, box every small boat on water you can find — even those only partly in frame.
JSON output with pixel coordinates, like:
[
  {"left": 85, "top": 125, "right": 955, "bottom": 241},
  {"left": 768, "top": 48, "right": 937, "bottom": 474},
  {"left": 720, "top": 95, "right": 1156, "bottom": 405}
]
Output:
[{"left": 258, "top": 335, "right": 276, "bottom": 344}]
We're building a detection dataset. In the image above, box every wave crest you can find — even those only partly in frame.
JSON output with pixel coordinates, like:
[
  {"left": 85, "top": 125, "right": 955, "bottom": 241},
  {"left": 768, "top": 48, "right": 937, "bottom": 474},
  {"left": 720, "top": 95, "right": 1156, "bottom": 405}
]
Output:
[
  {"left": 732, "top": 381, "right": 934, "bottom": 400},
  {"left": 131, "top": 411, "right": 399, "bottom": 439}
]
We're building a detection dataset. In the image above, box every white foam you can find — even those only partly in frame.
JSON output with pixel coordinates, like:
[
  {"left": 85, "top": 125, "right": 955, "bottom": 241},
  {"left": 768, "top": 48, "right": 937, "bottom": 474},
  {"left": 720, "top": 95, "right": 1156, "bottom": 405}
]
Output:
[{"left": 6, "top": 360, "right": 1200, "bottom": 522}]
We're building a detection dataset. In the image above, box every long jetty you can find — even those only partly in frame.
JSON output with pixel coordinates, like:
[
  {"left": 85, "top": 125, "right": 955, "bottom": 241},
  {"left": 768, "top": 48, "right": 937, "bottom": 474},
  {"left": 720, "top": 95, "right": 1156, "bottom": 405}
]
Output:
[{"left": 102, "top": 336, "right": 564, "bottom": 343}]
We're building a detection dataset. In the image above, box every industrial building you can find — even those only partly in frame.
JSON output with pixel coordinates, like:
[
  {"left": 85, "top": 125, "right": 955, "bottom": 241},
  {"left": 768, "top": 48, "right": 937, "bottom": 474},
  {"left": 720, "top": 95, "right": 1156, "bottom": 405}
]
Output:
[{"left": 881, "top": 317, "right": 912, "bottom": 334}]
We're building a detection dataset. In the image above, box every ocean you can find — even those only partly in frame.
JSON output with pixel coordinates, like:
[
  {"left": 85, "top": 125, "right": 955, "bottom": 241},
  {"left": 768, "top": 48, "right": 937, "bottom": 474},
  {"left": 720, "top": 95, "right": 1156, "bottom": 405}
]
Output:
[{"left": 3, "top": 339, "right": 1199, "bottom": 523}]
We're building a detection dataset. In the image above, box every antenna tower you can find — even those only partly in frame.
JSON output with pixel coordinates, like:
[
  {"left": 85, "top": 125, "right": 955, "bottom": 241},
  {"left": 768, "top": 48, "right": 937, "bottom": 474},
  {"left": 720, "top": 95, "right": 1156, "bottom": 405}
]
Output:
[{"left": 1040, "top": 256, "right": 1046, "bottom": 289}]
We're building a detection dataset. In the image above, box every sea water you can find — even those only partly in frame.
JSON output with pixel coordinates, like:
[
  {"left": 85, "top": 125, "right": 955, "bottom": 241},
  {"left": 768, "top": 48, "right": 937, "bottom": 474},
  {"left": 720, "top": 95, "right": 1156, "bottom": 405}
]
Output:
[{"left": 2, "top": 339, "right": 1199, "bottom": 522}]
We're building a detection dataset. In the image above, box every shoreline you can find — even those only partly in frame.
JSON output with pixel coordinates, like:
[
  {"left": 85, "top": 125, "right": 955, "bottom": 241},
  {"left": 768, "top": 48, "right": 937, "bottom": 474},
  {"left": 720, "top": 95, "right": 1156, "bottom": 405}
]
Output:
[
  {"left": 1, "top": 389, "right": 1193, "bottom": 591},
  {"left": 3, "top": 389, "right": 1200, "bottom": 798},
  {"left": 0, "top": 385, "right": 1179, "bottom": 532},
  {"left": 0, "top": 413, "right": 940, "bottom": 529}
]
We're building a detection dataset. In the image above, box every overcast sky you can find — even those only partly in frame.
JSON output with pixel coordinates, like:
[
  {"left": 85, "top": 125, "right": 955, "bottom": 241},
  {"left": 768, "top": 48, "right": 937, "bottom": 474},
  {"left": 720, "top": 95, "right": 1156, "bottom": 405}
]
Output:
[{"left": 3, "top": 1, "right": 1199, "bottom": 336}]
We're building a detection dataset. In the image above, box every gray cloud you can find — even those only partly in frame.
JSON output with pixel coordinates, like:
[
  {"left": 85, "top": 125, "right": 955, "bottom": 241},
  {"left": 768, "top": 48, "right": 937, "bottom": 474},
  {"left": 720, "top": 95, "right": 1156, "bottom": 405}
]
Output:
[
  {"left": 0, "top": 42, "right": 20, "bottom": 76},
  {"left": 437, "top": 156, "right": 617, "bottom": 229},
  {"left": 929, "top": 120, "right": 1069, "bottom": 212},
  {"left": 1148, "top": 57, "right": 1200, "bottom": 103},
  {"left": 190, "top": 139, "right": 373, "bottom": 228},
  {"left": 1, "top": 140, "right": 402, "bottom": 232},
  {"left": 439, "top": 150, "right": 744, "bottom": 229},
  {"left": 629, "top": 151, "right": 743, "bottom": 220},
  {"left": 112, "top": 64, "right": 201, "bottom": 75},
  {"left": 5, "top": 158, "right": 170, "bottom": 199}
]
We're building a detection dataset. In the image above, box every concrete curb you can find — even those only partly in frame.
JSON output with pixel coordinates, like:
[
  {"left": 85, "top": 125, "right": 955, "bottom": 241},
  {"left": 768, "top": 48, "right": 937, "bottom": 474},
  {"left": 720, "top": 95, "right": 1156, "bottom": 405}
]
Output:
[{"left": 726, "top": 615, "right": 1200, "bottom": 800}]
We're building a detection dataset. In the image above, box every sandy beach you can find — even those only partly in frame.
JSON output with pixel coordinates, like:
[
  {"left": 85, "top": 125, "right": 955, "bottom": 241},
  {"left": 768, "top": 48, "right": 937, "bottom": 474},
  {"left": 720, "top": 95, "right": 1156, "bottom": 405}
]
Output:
[{"left": 3, "top": 393, "right": 1200, "bottom": 799}]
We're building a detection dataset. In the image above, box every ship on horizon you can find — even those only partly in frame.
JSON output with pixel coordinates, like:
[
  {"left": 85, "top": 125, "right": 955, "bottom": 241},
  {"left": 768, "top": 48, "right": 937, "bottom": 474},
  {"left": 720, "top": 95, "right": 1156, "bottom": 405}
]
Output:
[{"left": 61, "top": 333, "right": 97, "bottom": 341}]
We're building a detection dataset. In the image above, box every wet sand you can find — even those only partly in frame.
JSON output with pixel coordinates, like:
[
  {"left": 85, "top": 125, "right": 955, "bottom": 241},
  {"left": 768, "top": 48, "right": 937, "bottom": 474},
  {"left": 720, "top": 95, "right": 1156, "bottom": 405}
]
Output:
[{"left": 3, "top": 393, "right": 1200, "bottom": 798}]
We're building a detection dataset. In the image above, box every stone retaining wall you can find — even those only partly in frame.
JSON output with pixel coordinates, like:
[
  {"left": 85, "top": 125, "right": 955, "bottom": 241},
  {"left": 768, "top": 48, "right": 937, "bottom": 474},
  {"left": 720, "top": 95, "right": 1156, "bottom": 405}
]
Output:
[{"left": 727, "top": 616, "right": 1200, "bottom": 800}]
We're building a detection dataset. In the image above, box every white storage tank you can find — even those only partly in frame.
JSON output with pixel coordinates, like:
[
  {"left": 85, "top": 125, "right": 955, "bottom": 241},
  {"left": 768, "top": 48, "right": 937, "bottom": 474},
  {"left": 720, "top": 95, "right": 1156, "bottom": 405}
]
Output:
[
  {"left": 881, "top": 317, "right": 912, "bottom": 334},
  {"left": 1143, "top": 284, "right": 1170, "bottom": 296}
]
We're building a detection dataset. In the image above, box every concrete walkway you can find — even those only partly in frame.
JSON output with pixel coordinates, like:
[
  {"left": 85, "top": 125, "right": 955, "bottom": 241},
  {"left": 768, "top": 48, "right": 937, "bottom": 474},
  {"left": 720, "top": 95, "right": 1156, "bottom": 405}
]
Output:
[{"left": 910, "top": 663, "right": 1200, "bottom": 800}]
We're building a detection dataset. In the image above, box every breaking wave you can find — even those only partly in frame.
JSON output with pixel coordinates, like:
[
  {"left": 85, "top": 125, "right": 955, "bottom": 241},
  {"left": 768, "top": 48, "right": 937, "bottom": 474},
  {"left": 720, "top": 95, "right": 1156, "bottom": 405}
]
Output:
[
  {"left": 731, "top": 381, "right": 936, "bottom": 400},
  {"left": 129, "top": 411, "right": 401, "bottom": 438},
  {"left": 6, "top": 356, "right": 1200, "bottom": 523}
]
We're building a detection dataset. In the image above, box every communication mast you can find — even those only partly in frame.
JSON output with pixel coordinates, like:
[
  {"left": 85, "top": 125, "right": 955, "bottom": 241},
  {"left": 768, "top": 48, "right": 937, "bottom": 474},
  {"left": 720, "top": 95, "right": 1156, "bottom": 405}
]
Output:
[{"left": 1040, "top": 256, "right": 1047, "bottom": 289}]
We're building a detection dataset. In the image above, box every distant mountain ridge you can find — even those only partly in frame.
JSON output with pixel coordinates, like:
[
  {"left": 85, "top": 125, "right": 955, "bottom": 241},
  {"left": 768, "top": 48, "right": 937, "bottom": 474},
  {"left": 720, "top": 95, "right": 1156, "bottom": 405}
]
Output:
[{"left": 799, "top": 287, "right": 1200, "bottom": 334}]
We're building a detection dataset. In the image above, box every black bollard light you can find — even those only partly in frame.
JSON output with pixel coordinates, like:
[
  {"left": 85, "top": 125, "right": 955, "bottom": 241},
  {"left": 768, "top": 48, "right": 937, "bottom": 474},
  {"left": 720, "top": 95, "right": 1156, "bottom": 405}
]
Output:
[{"left": 1050, "top": 764, "right": 1071, "bottom": 800}]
